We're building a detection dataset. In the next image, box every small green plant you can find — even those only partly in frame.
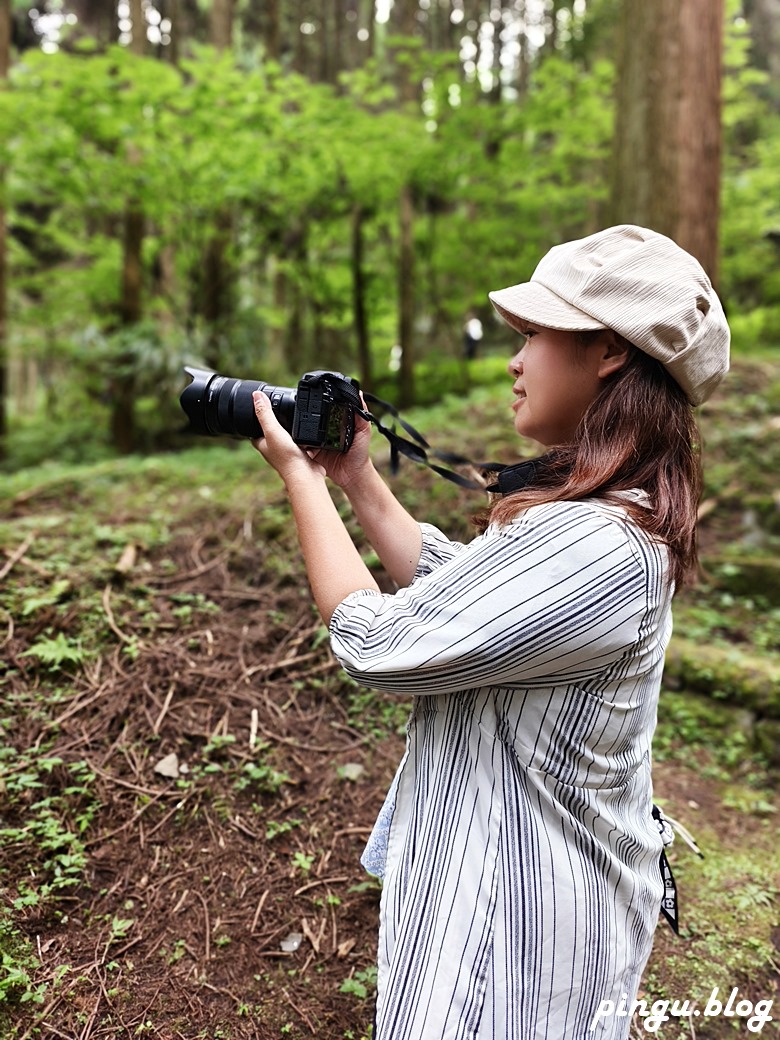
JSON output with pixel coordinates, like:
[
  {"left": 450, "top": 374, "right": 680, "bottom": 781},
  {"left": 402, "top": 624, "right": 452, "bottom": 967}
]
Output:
[
  {"left": 339, "top": 966, "right": 378, "bottom": 1001},
  {"left": 20, "top": 632, "right": 88, "bottom": 670},
  {"left": 266, "top": 818, "right": 302, "bottom": 841},
  {"left": 291, "top": 851, "right": 315, "bottom": 875},
  {"left": 0, "top": 750, "right": 98, "bottom": 910},
  {"left": 0, "top": 916, "right": 46, "bottom": 1006},
  {"left": 21, "top": 579, "right": 72, "bottom": 616},
  {"left": 235, "top": 759, "right": 291, "bottom": 795}
]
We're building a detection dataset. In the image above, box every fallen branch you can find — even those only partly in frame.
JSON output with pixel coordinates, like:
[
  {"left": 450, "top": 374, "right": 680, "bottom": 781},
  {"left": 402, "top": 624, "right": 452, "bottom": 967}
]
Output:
[
  {"left": 0, "top": 531, "right": 36, "bottom": 581},
  {"left": 101, "top": 583, "right": 135, "bottom": 645}
]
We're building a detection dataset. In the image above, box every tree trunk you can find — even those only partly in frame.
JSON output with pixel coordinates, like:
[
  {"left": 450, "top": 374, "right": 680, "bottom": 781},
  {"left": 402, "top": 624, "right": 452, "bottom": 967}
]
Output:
[
  {"left": 392, "top": 0, "right": 417, "bottom": 406},
  {"left": 608, "top": 0, "right": 725, "bottom": 283},
  {"left": 162, "top": 0, "right": 180, "bottom": 64},
  {"left": 129, "top": 0, "right": 146, "bottom": 54},
  {"left": 0, "top": 0, "right": 9, "bottom": 458},
  {"left": 210, "top": 0, "right": 234, "bottom": 52},
  {"left": 398, "top": 184, "right": 415, "bottom": 407},
  {"left": 201, "top": 210, "right": 233, "bottom": 368},
  {"left": 68, "top": 0, "right": 118, "bottom": 46},
  {"left": 263, "top": 0, "right": 281, "bottom": 61},
  {"left": 111, "top": 205, "right": 145, "bottom": 454},
  {"left": 744, "top": 0, "right": 780, "bottom": 92},
  {"left": 351, "top": 204, "right": 372, "bottom": 390}
]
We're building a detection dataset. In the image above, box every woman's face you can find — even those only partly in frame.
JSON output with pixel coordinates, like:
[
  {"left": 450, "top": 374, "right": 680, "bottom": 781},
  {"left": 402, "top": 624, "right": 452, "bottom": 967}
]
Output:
[{"left": 507, "top": 325, "right": 617, "bottom": 448}]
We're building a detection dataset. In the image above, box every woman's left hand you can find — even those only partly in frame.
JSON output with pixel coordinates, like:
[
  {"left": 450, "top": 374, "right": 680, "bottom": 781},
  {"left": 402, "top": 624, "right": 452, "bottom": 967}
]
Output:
[{"left": 251, "top": 391, "right": 325, "bottom": 484}]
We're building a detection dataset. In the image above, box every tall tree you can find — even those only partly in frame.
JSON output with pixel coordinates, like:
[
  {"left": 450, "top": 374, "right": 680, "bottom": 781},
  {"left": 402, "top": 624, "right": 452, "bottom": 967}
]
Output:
[
  {"left": 210, "top": 0, "right": 234, "bottom": 52},
  {"left": 0, "top": 0, "right": 9, "bottom": 458},
  {"left": 67, "top": 0, "right": 118, "bottom": 46},
  {"left": 743, "top": 0, "right": 780, "bottom": 103},
  {"left": 608, "top": 0, "right": 725, "bottom": 282},
  {"left": 392, "top": 0, "right": 419, "bottom": 406}
]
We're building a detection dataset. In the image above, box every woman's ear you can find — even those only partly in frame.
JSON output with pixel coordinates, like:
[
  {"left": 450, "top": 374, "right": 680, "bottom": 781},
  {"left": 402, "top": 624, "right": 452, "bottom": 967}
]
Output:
[{"left": 596, "top": 330, "right": 630, "bottom": 379}]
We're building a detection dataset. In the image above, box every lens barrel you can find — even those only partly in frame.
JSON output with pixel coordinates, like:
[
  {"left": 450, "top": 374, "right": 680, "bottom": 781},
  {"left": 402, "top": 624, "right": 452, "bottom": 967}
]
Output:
[{"left": 180, "top": 366, "right": 296, "bottom": 439}]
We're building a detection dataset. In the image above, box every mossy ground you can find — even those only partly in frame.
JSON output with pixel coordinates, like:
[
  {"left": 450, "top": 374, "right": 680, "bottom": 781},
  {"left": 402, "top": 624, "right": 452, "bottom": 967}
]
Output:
[{"left": 0, "top": 358, "right": 778, "bottom": 1038}]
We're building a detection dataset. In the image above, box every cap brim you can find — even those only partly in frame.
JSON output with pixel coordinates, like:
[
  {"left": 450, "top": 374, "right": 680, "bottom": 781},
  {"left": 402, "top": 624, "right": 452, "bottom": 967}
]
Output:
[{"left": 488, "top": 282, "right": 606, "bottom": 334}]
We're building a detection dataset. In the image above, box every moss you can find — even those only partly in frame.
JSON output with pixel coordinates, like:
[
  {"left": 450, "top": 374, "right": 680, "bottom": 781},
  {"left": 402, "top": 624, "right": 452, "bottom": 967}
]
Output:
[{"left": 664, "top": 638, "right": 780, "bottom": 718}]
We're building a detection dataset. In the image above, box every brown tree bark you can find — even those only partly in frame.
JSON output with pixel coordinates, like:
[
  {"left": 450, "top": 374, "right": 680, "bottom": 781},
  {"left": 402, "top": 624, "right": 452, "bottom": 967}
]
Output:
[
  {"left": 129, "top": 0, "right": 146, "bottom": 54},
  {"left": 351, "top": 204, "right": 372, "bottom": 390},
  {"left": 263, "top": 0, "right": 281, "bottom": 62},
  {"left": 744, "top": 0, "right": 780, "bottom": 90},
  {"left": 398, "top": 183, "right": 415, "bottom": 407},
  {"left": 111, "top": 205, "right": 145, "bottom": 454},
  {"left": 608, "top": 0, "right": 725, "bottom": 284},
  {"left": 67, "top": 0, "right": 119, "bottom": 46},
  {"left": 391, "top": 0, "right": 418, "bottom": 406},
  {"left": 0, "top": 0, "right": 9, "bottom": 457},
  {"left": 210, "top": 0, "right": 234, "bottom": 52}
]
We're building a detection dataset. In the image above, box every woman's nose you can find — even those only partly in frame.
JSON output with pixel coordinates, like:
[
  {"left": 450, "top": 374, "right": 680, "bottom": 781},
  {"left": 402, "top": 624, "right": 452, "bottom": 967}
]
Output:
[{"left": 508, "top": 351, "right": 523, "bottom": 377}]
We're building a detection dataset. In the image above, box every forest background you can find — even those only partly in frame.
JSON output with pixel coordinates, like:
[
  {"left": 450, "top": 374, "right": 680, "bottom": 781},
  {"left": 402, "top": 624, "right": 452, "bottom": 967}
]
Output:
[
  {"left": 0, "top": 0, "right": 779, "bottom": 462},
  {"left": 1, "top": 2, "right": 780, "bottom": 1039}
]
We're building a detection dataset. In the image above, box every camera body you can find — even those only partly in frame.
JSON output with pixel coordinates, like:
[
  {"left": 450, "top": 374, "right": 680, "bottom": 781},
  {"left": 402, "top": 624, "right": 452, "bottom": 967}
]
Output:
[{"left": 180, "top": 367, "right": 359, "bottom": 452}]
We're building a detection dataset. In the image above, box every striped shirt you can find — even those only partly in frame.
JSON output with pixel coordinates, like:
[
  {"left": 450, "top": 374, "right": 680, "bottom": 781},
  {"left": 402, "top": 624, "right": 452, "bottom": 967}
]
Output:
[{"left": 329, "top": 497, "right": 673, "bottom": 1040}]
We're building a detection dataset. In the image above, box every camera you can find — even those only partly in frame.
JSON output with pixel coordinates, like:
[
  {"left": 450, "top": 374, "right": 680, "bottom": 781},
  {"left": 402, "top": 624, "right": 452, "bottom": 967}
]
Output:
[{"left": 179, "top": 366, "right": 360, "bottom": 452}]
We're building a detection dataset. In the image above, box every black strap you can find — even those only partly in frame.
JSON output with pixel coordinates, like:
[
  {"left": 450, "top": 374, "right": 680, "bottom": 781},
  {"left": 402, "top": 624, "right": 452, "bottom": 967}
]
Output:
[
  {"left": 321, "top": 374, "right": 539, "bottom": 493},
  {"left": 652, "top": 804, "right": 680, "bottom": 935},
  {"left": 358, "top": 390, "right": 504, "bottom": 491}
]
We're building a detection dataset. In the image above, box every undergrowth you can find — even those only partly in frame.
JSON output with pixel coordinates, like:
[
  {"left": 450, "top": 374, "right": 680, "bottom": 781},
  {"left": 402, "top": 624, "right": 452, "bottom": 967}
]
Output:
[{"left": 0, "top": 361, "right": 778, "bottom": 1037}]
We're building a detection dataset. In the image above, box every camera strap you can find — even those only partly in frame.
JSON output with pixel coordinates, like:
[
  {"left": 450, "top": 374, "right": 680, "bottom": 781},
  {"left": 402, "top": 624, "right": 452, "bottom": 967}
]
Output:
[
  {"left": 357, "top": 391, "right": 505, "bottom": 491},
  {"left": 325, "top": 376, "right": 548, "bottom": 495}
]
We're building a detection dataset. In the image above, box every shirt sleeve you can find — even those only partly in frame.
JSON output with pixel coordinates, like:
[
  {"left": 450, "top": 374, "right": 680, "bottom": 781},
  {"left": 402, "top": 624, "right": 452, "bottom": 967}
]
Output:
[
  {"left": 329, "top": 501, "right": 663, "bottom": 697},
  {"left": 413, "top": 522, "right": 469, "bottom": 581}
]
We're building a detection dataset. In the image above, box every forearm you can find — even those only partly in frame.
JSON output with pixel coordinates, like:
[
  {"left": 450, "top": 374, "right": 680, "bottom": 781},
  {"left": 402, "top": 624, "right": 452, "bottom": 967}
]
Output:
[
  {"left": 340, "top": 462, "right": 423, "bottom": 588},
  {"left": 286, "top": 471, "right": 380, "bottom": 624}
]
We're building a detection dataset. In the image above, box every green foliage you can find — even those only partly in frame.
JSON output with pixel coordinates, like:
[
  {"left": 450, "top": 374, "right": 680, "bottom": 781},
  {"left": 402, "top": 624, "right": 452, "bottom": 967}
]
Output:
[
  {"left": 1, "top": 30, "right": 623, "bottom": 466},
  {"left": 720, "top": 6, "right": 780, "bottom": 344},
  {"left": 20, "top": 631, "right": 89, "bottom": 670},
  {"left": 339, "top": 966, "right": 378, "bottom": 1001},
  {"left": 0, "top": 749, "right": 98, "bottom": 911},
  {"left": 0, "top": 917, "right": 47, "bottom": 1006}
]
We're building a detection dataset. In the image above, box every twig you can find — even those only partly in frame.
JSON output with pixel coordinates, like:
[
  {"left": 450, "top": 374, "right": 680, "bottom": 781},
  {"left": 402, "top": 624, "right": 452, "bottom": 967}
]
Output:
[
  {"left": 251, "top": 889, "right": 270, "bottom": 933},
  {"left": 281, "top": 986, "right": 317, "bottom": 1035},
  {"left": 1, "top": 606, "right": 13, "bottom": 647},
  {"left": 87, "top": 760, "right": 174, "bottom": 797},
  {"left": 294, "top": 875, "right": 349, "bottom": 896},
  {"left": 0, "top": 531, "right": 36, "bottom": 581},
  {"left": 257, "top": 722, "right": 360, "bottom": 755},
  {"left": 77, "top": 992, "right": 102, "bottom": 1040},
  {"left": 153, "top": 681, "right": 177, "bottom": 735},
  {"left": 144, "top": 794, "right": 191, "bottom": 842},
  {"left": 46, "top": 680, "right": 113, "bottom": 730},
  {"left": 101, "top": 583, "right": 134, "bottom": 645},
  {"left": 199, "top": 980, "right": 246, "bottom": 1006},
  {"left": 194, "top": 889, "right": 211, "bottom": 962}
]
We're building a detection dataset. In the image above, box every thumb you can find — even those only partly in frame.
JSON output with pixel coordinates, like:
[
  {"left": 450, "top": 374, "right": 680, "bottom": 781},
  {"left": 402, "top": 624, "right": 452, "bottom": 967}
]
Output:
[{"left": 252, "top": 389, "right": 272, "bottom": 425}]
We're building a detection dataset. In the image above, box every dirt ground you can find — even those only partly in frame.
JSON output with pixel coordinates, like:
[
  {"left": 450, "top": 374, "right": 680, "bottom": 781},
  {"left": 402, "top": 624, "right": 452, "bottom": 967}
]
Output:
[
  {"left": 3, "top": 514, "right": 405, "bottom": 1039},
  {"left": 2, "top": 428, "right": 779, "bottom": 1039}
]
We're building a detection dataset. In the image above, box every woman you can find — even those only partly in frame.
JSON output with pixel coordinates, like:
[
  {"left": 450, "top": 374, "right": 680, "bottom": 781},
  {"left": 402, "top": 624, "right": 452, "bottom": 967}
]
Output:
[{"left": 250, "top": 225, "right": 729, "bottom": 1040}]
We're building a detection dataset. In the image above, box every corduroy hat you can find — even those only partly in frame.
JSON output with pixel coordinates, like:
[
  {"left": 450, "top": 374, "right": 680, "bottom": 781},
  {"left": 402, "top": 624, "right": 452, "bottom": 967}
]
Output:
[{"left": 488, "top": 224, "right": 730, "bottom": 405}]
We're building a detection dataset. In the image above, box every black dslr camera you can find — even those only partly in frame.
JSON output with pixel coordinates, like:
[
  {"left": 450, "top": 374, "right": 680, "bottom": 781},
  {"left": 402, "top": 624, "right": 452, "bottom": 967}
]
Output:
[{"left": 180, "top": 367, "right": 360, "bottom": 452}]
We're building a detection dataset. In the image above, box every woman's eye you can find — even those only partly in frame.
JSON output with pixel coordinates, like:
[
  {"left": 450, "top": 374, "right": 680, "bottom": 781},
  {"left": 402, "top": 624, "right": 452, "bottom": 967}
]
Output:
[{"left": 521, "top": 328, "right": 537, "bottom": 339}]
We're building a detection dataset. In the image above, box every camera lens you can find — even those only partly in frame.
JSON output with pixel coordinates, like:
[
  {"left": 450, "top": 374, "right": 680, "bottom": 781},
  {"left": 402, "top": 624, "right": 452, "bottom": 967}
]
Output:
[{"left": 180, "top": 366, "right": 296, "bottom": 439}]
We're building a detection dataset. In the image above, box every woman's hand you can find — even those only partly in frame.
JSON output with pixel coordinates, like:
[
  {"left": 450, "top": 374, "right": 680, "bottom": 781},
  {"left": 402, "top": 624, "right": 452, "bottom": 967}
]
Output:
[
  {"left": 251, "top": 391, "right": 325, "bottom": 485},
  {"left": 307, "top": 407, "right": 373, "bottom": 491}
]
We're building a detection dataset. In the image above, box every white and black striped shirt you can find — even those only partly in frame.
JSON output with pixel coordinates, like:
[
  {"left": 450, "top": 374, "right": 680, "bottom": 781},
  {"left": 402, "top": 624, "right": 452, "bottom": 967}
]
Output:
[{"left": 329, "top": 497, "right": 673, "bottom": 1040}]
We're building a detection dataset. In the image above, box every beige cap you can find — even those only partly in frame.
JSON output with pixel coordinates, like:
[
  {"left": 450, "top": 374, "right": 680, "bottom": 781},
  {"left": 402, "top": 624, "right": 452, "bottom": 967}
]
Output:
[{"left": 488, "top": 224, "right": 730, "bottom": 405}]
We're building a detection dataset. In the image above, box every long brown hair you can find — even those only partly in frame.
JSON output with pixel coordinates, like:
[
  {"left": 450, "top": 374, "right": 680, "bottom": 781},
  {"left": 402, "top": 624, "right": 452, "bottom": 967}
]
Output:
[{"left": 477, "top": 337, "right": 702, "bottom": 589}]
